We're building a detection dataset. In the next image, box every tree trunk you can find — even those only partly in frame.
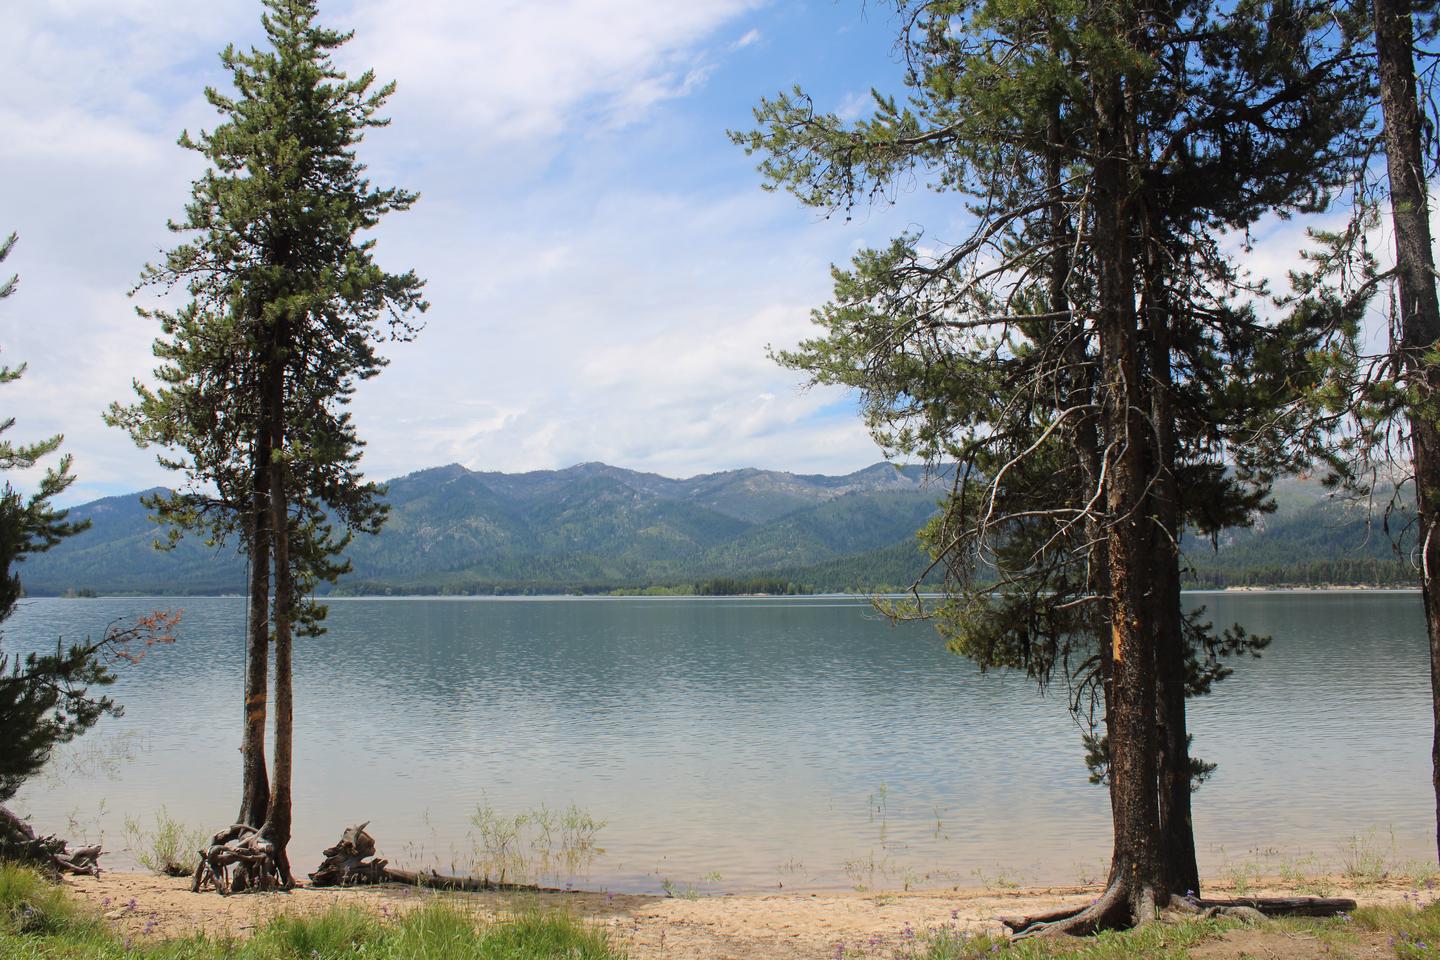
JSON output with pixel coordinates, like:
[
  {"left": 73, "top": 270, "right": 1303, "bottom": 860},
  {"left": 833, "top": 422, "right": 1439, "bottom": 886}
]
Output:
[
  {"left": 1142, "top": 223, "right": 1202, "bottom": 897},
  {"left": 1374, "top": 0, "right": 1440, "bottom": 864},
  {"left": 238, "top": 409, "right": 272, "bottom": 828},
  {"left": 264, "top": 367, "right": 295, "bottom": 889},
  {"left": 1013, "top": 67, "right": 1169, "bottom": 937},
  {"left": 1095, "top": 120, "right": 1165, "bottom": 930}
]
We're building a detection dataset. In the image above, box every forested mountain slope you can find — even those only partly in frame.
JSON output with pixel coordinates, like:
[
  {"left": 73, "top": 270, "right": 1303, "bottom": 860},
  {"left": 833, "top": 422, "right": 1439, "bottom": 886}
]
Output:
[
  {"left": 20, "top": 466, "right": 1413, "bottom": 595},
  {"left": 22, "top": 462, "right": 946, "bottom": 595}
]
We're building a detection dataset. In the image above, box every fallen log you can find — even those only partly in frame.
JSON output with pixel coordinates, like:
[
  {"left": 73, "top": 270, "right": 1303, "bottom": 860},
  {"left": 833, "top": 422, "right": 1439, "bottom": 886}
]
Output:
[
  {"left": 0, "top": 804, "right": 103, "bottom": 877},
  {"left": 383, "top": 867, "right": 554, "bottom": 893},
  {"left": 308, "top": 822, "right": 553, "bottom": 893}
]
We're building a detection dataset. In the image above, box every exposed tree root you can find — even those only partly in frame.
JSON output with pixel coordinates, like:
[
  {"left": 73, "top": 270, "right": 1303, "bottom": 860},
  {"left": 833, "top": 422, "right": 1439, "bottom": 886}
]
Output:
[
  {"left": 1001, "top": 888, "right": 1358, "bottom": 937},
  {"left": 308, "top": 822, "right": 552, "bottom": 893},
  {"left": 1001, "top": 880, "right": 1147, "bottom": 938},
  {"left": 1176, "top": 895, "right": 1357, "bottom": 919},
  {"left": 191, "top": 823, "right": 285, "bottom": 896},
  {"left": 0, "top": 804, "right": 103, "bottom": 878}
]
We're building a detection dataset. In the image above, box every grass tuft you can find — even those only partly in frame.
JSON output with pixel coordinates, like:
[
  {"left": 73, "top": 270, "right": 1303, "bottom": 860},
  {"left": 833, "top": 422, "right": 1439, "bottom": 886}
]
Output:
[
  {"left": 247, "top": 904, "right": 382, "bottom": 958},
  {"left": 123, "top": 809, "right": 209, "bottom": 878},
  {"left": 0, "top": 862, "right": 92, "bottom": 937},
  {"left": 1353, "top": 901, "right": 1440, "bottom": 958}
]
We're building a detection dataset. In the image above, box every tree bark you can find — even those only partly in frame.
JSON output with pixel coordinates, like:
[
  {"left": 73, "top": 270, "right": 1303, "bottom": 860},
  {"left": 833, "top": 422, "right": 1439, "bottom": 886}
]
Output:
[
  {"left": 264, "top": 350, "right": 295, "bottom": 889},
  {"left": 1374, "top": 0, "right": 1440, "bottom": 864},
  {"left": 1141, "top": 222, "right": 1202, "bottom": 897},
  {"left": 1095, "top": 110, "right": 1166, "bottom": 929},
  {"left": 238, "top": 420, "right": 272, "bottom": 829}
]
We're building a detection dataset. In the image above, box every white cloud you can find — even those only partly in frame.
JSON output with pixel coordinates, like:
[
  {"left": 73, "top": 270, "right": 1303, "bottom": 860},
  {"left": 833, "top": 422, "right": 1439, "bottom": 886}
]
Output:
[
  {"left": 345, "top": 0, "right": 763, "bottom": 142},
  {"left": 5, "top": 0, "right": 915, "bottom": 507},
  {"left": 731, "top": 28, "right": 762, "bottom": 50}
]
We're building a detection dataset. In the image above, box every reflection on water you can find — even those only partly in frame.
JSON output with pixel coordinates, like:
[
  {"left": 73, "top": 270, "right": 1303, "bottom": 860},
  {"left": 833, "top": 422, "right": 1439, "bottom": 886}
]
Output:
[{"left": 8, "top": 591, "right": 1433, "bottom": 893}]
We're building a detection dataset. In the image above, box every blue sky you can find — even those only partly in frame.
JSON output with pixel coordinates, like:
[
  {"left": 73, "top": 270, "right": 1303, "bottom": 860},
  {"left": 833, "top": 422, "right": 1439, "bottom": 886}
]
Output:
[{"left": 2, "top": 1, "right": 1339, "bottom": 505}]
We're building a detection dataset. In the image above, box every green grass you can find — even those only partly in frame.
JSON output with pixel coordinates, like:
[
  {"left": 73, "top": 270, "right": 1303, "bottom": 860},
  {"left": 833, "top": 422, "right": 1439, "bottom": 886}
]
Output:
[
  {"left": 0, "top": 863, "right": 623, "bottom": 960},
  {"left": 842, "top": 909, "right": 1426, "bottom": 960},
  {"left": 0, "top": 862, "right": 100, "bottom": 938},
  {"left": 1354, "top": 901, "right": 1440, "bottom": 958},
  {"left": 122, "top": 809, "right": 209, "bottom": 878},
  {"left": 832, "top": 916, "right": 1240, "bottom": 960}
]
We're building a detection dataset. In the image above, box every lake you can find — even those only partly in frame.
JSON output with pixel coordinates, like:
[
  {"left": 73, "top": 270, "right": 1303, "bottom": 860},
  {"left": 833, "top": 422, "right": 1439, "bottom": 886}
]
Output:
[{"left": 8, "top": 592, "right": 1433, "bottom": 894}]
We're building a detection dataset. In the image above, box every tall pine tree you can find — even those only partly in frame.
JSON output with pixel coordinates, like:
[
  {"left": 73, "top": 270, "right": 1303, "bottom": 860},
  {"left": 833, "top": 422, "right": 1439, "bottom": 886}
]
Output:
[
  {"left": 1371, "top": 0, "right": 1440, "bottom": 863},
  {"left": 1298, "top": 0, "right": 1440, "bottom": 864},
  {"left": 110, "top": 0, "right": 426, "bottom": 886},
  {"left": 737, "top": 0, "right": 1362, "bottom": 931}
]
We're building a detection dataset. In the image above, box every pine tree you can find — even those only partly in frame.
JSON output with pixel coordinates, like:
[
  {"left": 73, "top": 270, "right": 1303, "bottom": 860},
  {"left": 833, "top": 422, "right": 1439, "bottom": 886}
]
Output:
[
  {"left": 1301, "top": 0, "right": 1440, "bottom": 864},
  {"left": 109, "top": 0, "right": 426, "bottom": 886},
  {"left": 736, "top": 0, "right": 1362, "bottom": 931},
  {"left": 0, "top": 230, "right": 95, "bottom": 801},
  {"left": 1370, "top": 0, "right": 1440, "bottom": 864},
  {"left": 0, "top": 233, "right": 178, "bottom": 806}
]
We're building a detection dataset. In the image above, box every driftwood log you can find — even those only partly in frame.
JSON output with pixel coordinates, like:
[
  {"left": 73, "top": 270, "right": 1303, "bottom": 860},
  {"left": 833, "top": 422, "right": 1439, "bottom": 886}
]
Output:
[
  {"left": 0, "top": 804, "right": 103, "bottom": 877},
  {"left": 1000, "top": 893, "right": 1358, "bottom": 936},
  {"left": 191, "top": 823, "right": 285, "bottom": 896},
  {"left": 308, "top": 822, "right": 550, "bottom": 892},
  {"left": 306, "top": 822, "right": 390, "bottom": 887}
]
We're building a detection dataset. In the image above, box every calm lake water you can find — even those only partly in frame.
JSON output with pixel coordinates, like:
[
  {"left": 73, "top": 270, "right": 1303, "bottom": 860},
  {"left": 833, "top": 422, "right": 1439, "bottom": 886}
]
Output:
[{"left": 8, "top": 592, "right": 1433, "bottom": 893}]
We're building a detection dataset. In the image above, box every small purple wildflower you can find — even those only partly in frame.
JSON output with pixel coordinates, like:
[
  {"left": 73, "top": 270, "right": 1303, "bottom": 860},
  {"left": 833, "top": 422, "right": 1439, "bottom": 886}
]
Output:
[{"left": 951, "top": 909, "right": 959, "bottom": 920}]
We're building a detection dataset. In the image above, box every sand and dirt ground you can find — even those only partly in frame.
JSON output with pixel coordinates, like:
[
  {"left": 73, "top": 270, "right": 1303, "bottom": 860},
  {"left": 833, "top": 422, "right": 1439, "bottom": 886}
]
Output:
[{"left": 58, "top": 870, "right": 1422, "bottom": 960}]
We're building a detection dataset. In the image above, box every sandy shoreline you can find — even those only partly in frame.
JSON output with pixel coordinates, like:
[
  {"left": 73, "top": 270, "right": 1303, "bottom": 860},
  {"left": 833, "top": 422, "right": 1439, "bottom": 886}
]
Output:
[{"left": 57, "top": 870, "right": 1422, "bottom": 960}]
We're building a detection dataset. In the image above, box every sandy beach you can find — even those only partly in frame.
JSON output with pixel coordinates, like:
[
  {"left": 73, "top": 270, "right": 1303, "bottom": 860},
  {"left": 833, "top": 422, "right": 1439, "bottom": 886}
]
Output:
[{"left": 56, "top": 870, "right": 1423, "bottom": 960}]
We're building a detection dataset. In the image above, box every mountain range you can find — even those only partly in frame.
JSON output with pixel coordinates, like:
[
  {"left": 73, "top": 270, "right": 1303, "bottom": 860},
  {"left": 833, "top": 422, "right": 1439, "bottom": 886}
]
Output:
[
  {"left": 17, "top": 462, "right": 1416, "bottom": 597},
  {"left": 20, "top": 462, "right": 949, "bottom": 596}
]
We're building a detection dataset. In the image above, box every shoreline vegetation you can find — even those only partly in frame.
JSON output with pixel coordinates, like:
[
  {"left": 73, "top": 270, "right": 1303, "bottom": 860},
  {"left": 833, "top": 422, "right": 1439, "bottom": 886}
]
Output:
[{"left": 3, "top": 863, "right": 1435, "bottom": 960}]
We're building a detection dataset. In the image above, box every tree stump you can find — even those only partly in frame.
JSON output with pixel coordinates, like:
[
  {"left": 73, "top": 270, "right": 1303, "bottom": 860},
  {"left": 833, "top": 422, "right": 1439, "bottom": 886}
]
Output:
[
  {"left": 0, "top": 805, "right": 103, "bottom": 877},
  {"left": 307, "top": 821, "right": 390, "bottom": 887}
]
